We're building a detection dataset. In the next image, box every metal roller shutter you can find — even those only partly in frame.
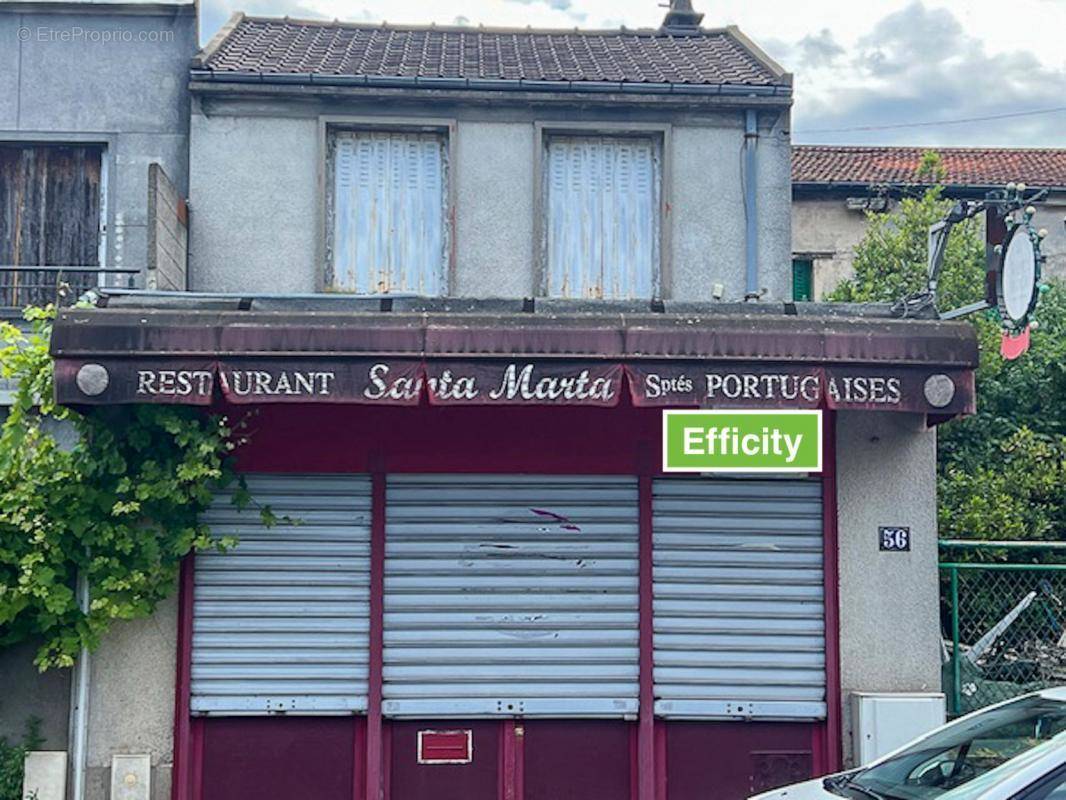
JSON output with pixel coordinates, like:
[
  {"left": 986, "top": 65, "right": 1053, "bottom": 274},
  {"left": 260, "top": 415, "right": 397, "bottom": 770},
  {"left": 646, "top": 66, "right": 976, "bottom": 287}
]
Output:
[
  {"left": 383, "top": 475, "right": 640, "bottom": 718},
  {"left": 192, "top": 474, "right": 372, "bottom": 715},
  {"left": 652, "top": 478, "right": 826, "bottom": 720}
]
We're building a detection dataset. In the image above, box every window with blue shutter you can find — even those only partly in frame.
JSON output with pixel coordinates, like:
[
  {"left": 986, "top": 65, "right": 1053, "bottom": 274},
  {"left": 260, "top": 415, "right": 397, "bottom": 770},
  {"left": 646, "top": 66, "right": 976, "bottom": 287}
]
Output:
[
  {"left": 544, "top": 135, "right": 661, "bottom": 300},
  {"left": 327, "top": 130, "right": 448, "bottom": 296}
]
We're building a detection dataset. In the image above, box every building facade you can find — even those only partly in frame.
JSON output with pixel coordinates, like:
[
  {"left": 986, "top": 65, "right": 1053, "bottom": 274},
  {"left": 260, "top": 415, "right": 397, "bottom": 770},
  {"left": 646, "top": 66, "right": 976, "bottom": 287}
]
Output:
[
  {"left": 0, "top": 4, "right": 196, "bottom": 796},
  {"left": 791, "top": 145, "right": 1066, "bottom": 300},
  {"left": 5, "top": 5, "right": 984, "bottom": 800}
]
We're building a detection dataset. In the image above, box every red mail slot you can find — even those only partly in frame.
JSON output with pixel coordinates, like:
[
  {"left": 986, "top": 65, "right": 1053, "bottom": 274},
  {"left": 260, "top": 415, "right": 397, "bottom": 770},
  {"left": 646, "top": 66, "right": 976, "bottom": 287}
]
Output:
[{"left": 417, "top": 730, "right": 473, "bottom": 764}]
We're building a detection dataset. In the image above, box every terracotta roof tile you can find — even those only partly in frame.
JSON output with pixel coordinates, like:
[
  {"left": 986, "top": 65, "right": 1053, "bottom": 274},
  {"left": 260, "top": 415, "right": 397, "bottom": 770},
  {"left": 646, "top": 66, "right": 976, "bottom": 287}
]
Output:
[
  {"left": 198, "top": 16, "right": 785, "bottom": 89},
  {"left": 793, "top": 145, "right": 1066, "bottom": 189}
]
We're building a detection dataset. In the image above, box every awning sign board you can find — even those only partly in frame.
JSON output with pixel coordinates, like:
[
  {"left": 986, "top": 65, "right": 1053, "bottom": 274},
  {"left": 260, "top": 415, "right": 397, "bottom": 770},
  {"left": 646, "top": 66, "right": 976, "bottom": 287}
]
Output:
[{"left": 662, "top": 410, "right": 823, "bottom": 473}]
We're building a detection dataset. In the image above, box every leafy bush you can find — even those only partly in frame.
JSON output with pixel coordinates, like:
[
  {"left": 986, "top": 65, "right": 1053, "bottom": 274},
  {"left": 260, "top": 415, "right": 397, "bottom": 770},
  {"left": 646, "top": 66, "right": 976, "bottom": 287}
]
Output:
[
  {"left": 0, "top": 718, "right": 43, "bottom": 800},
  {"left": 827, "top": 157, "right": 1066, "bottom": 546},
  {"left": 0, "top": 308, "right": 245, "bottom": 669}
]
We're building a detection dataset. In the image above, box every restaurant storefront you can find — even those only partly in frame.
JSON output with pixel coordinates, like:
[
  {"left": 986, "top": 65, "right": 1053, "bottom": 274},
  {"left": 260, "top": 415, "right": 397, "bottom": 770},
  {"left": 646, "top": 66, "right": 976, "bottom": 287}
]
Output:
[{"left": 52, "top": 303, "right": 978, "bottom": 800}]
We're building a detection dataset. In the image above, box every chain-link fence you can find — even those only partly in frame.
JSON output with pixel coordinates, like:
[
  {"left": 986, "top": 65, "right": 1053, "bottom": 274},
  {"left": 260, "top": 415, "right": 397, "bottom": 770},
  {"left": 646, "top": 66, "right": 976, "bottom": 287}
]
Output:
[{"left": 942, "top": 544, "right": 1066, "bottom": 716}]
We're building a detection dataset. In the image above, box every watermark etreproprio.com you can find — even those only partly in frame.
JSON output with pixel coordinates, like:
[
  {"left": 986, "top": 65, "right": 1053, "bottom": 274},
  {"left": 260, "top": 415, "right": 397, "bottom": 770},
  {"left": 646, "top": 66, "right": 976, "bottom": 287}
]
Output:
[{"left": 17, "top": 26, "right": 174, "bottom": 44}]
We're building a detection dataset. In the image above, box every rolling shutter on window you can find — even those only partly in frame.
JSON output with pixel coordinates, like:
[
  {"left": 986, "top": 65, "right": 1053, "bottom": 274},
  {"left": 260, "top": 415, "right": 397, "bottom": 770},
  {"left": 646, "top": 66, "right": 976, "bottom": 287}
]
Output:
[
  {"left": 383, "top": 475, "right": 640, "bottom": 718},
  {"left": 330, "top": 130, "right": 447, "bottom": 296},
  {"left": 652, "top": 478, "right": 826, "bottom": 720},
  {"left": 192, "top": 474, "right": 372, "bottom": 715},
  {"left": 545, "top": 136, "right": 660, "bottom": 300}
]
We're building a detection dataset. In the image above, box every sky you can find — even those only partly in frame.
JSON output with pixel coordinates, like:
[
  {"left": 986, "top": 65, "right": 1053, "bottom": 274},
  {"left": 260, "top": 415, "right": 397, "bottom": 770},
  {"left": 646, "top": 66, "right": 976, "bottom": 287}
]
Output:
[{"left": 194, "top": 0, "right": 1066, "bottom": 148}]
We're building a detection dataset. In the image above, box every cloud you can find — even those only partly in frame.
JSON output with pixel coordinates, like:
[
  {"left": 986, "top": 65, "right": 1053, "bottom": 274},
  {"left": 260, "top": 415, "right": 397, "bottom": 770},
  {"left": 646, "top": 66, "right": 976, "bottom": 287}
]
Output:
[
  {"left": 504, "top": 0, "right": 574, "bottom": 11},
  {"left": 795, "top": 29, "right": 843, "bottom": 68},
  {"left": 789, "top": 1, "right": 1066, "bottom": 146}
]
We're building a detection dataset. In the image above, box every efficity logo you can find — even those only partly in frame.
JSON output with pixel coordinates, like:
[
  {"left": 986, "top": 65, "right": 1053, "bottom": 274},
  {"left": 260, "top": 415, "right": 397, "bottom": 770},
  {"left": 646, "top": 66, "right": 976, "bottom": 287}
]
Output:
[{"left": 662, "top": 410, "right": 823, "bottom": 473}]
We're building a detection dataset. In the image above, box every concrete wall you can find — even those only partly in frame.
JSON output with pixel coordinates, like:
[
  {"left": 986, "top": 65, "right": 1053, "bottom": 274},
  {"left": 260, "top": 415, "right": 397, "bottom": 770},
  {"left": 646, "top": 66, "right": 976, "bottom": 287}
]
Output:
[
  {"left": 147, "top": 164, "right": 189, "bottom": 291},
  {"left": 835, "top": 411, "right": 941, "bottom": 767},
  {"left": 793, "top": 193, "right": 1066, "bottom": 299},
  {"left": 188, "top": 97, "right": 794, "bottom": 302},
  {"left": 0, "top": 2, "right": 196, "bottom": 275},
  {"left": 84, "top": 591, "right": 179, "bottom": 800},
  {"left": 0, "top": 641, "right": 70, "bottom": 751}
]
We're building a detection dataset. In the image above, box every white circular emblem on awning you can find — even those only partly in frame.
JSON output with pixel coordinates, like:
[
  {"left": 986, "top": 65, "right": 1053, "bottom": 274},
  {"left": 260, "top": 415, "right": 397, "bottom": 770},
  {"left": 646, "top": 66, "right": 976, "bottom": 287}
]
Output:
[
  {"left": 75, "top": 363, "right": 110, "bottom": 396},
  {"left": 923, "top": 374, "right": 956, "bottom": 408}
]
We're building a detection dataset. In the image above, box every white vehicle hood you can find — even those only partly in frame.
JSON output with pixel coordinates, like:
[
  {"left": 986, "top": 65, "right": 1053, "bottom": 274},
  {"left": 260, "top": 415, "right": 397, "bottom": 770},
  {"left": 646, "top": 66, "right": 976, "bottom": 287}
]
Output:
[{"left": 749, "top": 777, "right": 838, "bottom": 800}]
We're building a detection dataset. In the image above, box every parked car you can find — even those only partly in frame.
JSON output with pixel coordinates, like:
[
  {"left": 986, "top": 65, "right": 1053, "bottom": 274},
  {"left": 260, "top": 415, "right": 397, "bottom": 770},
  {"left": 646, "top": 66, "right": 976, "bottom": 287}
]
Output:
[{"left": 751, "top": 689, "right": 1066, "bottom": 799}]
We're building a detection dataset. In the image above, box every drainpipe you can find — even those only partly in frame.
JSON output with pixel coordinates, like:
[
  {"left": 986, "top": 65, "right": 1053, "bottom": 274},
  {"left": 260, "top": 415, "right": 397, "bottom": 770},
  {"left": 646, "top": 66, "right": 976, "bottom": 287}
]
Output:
[
  {"left": 68, "top": 570, "right": 90, "bottom": 800},
  {"left": 743, "top": 109, "right": 760, "bottom": 300}
]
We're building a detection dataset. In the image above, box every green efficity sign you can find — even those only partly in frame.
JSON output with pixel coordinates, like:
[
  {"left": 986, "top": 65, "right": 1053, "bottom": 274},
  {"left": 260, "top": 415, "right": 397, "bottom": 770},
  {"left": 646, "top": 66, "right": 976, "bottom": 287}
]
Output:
[{"left": 663, "top": 410, "right": 823, "bottom": 473}]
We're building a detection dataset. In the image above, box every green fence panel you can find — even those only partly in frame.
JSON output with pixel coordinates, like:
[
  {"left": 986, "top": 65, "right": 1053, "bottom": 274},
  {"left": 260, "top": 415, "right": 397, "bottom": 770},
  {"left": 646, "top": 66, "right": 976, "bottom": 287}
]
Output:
[{"left": 941, "top": 558, "right": 1066, "bottom": 716}]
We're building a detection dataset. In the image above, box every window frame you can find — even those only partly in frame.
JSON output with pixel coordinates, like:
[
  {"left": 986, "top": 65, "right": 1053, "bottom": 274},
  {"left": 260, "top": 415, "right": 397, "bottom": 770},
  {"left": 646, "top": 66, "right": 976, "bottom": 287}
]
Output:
[
  {"left": 0, "top": 134, "right": 112, "bottom": 271},
  {"left": 533, "top": 122, "right": 671, "bottom": 301},
  {"left": 792, "top": 257, "right": 814, "bottom": 302},
  {"left": 319, "top": 117, "right": 457, "bottom": 296}
]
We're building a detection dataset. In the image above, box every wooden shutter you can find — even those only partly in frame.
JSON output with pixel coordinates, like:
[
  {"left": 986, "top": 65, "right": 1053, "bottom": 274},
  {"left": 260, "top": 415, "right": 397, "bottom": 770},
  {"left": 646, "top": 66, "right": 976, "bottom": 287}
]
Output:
[
  {"left": 329, "top": 131, "right": 447, "bottom": 296},
  {"left": 545, "top": 135, "right": 660, "bottom": 300},
  {"left": 0, "top": 145, "right": 103, "bottom": 306}
]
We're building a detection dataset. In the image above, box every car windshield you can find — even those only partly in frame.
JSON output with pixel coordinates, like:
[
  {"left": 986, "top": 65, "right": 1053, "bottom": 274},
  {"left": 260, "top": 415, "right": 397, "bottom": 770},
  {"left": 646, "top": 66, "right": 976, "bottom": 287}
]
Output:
[{"left": 837, "top": 695, "right": 1066, "bottom": 800}]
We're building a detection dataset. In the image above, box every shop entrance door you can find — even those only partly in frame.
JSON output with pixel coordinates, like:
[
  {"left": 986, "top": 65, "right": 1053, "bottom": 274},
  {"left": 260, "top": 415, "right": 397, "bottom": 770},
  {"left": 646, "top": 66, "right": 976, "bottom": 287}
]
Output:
[{"left": 383, "top": 474, "right": 640, "bottom": 799}]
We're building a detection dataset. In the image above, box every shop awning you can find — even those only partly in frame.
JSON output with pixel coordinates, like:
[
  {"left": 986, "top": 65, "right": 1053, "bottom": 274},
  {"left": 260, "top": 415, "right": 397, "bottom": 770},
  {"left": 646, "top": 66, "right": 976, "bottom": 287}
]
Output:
[{"left": 51, "top": 306, "right": 979, "bottom": 418}]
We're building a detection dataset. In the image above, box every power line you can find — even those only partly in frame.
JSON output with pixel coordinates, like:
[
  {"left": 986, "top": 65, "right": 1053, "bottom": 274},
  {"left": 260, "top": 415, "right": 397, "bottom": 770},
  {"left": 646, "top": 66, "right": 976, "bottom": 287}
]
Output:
[{"left": 794, "top": 105, "right": 1066, "bottom": 134}]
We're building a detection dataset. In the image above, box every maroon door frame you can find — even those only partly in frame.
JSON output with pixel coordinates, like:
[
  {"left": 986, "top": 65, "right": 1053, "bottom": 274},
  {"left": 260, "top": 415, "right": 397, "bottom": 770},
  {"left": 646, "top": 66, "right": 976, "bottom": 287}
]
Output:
[{"left": 171, "top": 404, "right": 842, "bottom": 800}]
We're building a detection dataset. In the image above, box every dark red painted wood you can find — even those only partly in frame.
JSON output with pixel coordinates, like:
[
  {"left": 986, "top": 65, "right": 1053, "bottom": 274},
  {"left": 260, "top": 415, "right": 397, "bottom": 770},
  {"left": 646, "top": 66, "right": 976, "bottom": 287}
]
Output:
[
  {"left": 523, "top": 721, "right": 632, "bottom": 800},
  {"left": 390, "top": 721, "right": 498, "bottom": 800},
  {"left": 171, "top": 555, "right": 194, "bottom": 800},
  {"left": 637, "top": 473, "right": 655, "bottom": 800},
  {"left": 191, "top": 714, "right": 204, "bottom": 800},
  {"left": 353, "top": 716, "right": 367, "bottom": 800},
  {"left": 366, "top": 470, "right": 386, "bottom": 800},
  {"left": 821, "top": 411, "right": 843, "bottom": 774},
  {"left": 501, "top": 721, "right": 518, "bottom": 800},
  {"left": 666, "top": 722, "right": 814, "bottom": 800},
  {"left": 199, "top": 718, "right": 356, "bottom": 800},
  {"left": 654, "top": 723, "right": 668, "bottom": 800},
  {"left": 228, "top": 402, "right": 660, "bottom": 475}
]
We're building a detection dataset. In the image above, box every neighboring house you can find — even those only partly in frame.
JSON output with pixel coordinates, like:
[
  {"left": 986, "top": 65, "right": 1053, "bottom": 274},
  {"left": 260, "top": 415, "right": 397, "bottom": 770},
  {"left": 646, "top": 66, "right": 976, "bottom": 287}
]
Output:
[
  {"left": 791, "top": 145, "right": 1066, "bottom": 300},
  {"left": 8, "top": 4, "right": 983, "bottom": 800},
  {"left": 0, "top": 1, "right": 195, "bottom": 797}
]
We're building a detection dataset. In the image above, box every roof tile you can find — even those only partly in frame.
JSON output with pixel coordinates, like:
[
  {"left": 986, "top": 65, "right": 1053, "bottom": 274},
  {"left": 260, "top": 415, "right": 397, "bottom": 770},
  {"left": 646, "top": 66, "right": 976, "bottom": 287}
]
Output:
[
  {"left": 793, "top": 145, "right": 1066, "bottom": 189},
  {"left": 199, "top": 16, "right": 784, "bottom": 88}
]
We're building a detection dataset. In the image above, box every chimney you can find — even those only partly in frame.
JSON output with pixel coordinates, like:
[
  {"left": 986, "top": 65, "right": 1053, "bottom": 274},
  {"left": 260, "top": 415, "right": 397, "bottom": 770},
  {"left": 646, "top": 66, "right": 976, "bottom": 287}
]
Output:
[{"left": 661, "top": 0, "right": 704, "bottom": 33}]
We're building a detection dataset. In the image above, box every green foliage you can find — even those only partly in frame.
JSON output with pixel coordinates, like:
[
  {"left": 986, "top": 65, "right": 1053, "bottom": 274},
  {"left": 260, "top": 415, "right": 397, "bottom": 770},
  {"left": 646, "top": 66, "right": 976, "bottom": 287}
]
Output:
[
  {"left": 0, "top": 718, "right": 43, "bottom": 800},
  {"left": 826, "top": 184, "right": 986, "bottom": 311},
  {"left": 827, "top": 157, "right": 1066, "bottom": 545},
  {"left": 0, "top": 308, "right": 242, "bottom": 669}
]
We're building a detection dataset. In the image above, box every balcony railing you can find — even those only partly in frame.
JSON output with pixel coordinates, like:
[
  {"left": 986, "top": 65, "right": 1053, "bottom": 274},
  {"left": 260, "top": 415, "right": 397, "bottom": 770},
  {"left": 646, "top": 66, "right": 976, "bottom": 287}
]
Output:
[{"left": 0, "top": 267, "right": 141, "bottom": 312}]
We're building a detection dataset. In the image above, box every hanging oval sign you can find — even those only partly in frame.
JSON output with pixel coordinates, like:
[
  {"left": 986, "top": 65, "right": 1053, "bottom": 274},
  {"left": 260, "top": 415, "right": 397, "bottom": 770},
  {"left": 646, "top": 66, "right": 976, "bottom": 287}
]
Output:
[{"left": 997, "top": 222, "right": 1041, "bottom": 331}]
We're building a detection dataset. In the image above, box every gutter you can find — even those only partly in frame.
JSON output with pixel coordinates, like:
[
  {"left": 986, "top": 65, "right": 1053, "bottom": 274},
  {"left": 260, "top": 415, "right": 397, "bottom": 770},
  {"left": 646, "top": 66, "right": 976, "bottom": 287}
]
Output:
[{"left": 186, "top": 68, "right": 793, "bottom": 99}]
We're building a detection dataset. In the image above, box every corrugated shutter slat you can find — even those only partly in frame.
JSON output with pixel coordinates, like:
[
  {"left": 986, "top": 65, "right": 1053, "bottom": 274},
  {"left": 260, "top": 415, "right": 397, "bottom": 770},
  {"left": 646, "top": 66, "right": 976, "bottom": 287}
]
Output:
[
  {"left": 191, "top": 474, "right": 371, "bottom": 715},
  {"left": 383, "top": 475, "right": 640, "bottom": 718},
  {"left": 653, "top": 478, "right": 827, "bottom": 721}
]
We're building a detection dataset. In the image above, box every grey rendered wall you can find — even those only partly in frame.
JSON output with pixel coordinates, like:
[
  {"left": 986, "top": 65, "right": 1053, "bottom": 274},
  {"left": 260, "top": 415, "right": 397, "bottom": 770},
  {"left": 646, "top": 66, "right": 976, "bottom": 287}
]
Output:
[
  {"left": 84, "top": 591, "right": 178, "bottom": 800},
  {"left": 835, "top": 411, "right": 941, "bottom": 767},
  {"left": 0, "top": 641, "right": 70, "bottom": 751},
  {"left": 188, "top": 111, "right": 320, "bottom": 292},
  {"left": 791, "top": 197, "right": 875, "bottom": 299},
  {"left": 189, "top": 100, "right": 794, "bottom": 302},
  {"left": 0, "top": 3, "right": 196, "bottom": 274}
]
